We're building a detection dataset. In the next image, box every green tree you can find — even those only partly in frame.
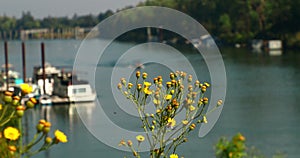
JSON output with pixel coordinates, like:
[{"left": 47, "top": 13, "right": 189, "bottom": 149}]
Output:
[{"left": 16, "top": 11, "right": 40, "bottom": 29}]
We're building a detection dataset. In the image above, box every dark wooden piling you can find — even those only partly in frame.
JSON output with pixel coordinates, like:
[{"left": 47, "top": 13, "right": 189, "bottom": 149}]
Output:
[
  {"left": 4, "top": 41, "right": 9, "bottom": 90},
  {"left": 22, "top": 42, "right": 26, "bottom": 83},
  {"left": 41, "top": 42, "right": 46, "bottom": 95}
]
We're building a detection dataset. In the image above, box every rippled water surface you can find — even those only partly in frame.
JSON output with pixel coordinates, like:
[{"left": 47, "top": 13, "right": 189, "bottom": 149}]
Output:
[{"left": 0, "top": 40, "right": 299, "bottom": 157}]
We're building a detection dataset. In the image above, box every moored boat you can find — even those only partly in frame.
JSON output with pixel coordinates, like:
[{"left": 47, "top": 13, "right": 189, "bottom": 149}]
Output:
[{"left": 33, "top": 63, "right": 96, "bottom": 104}]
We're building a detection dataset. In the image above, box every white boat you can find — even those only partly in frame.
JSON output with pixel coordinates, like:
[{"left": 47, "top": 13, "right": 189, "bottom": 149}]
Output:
[
  {"left": 67, "top": 82, "right": 96, "bottom": 103},
  {"left": 33, "top": 63, "right": 96, "bottom": 104}
]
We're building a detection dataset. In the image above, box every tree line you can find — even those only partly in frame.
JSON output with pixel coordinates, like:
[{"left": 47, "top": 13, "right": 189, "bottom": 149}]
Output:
[{"left": 0, "top": 0, "right": 299, "bottom": 48}]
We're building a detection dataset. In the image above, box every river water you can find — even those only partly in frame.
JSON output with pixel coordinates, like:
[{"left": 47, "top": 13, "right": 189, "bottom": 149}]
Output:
[{"left": 0, "top": 40, "right": 299, "bottom": 158}]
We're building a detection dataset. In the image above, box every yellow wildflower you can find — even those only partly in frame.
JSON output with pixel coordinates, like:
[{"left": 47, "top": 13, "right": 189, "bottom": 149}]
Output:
[
  {"left": 144, "top": 88, "right": 152, "bottom": 95},
  {"left": 20, "top": 83, "right": 33, "bottom": 94},
  {"left": 54, "top": 130, "right": 68, "bottom": 143},
  {"left": 0, "top": 104, "right": 2, "bottom": 110},
  {"left": 144, "top": 81, "right": 151, "bottom": 87},
  {"left": 4, "top": 127, "right": 20, "bottom": 141},
  {"left": 167, "top": 118, "right": 176, "bottom": 128},
  {"left": 189, "top": 105, "right": 196, "bottom": 111},
  {"left": 170, "top": 154, "right": 179, "bottom": 158},
  {"left": 165, "top": 94, "right": 172, "bottom": 101},
  {"left": 136, "top": 135, "right": 145, "bottom": 142}
]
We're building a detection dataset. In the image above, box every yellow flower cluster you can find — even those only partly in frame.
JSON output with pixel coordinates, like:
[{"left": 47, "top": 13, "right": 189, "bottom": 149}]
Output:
[
  {"left": 118, "top": 71, "right": 223, "bottom": 158},
  {"left": 0, "top": 89, "right": 68, "bottom": 157}
]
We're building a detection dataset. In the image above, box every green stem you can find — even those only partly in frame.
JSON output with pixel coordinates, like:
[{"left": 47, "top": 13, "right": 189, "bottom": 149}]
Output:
[
  {"left": 26, "top": 143, "right": 53, "bottom": 157},
  {"left": 24, "top": 133, "right": 45, "bottom": 152},
  {"left": 0, "top": 110, "right": 15, "bottom": 126},
  {"left": 23, "top": 133, "right": 40, "bottom": 152},
  {"left": 18, "top": 118, "right": 23, "bottom": 158},
  {"left": 137, "top": 107, "right": 153, "bottom": 147},
  {"left": 0, "top": 104, "right": 8, "bottom": 122}
]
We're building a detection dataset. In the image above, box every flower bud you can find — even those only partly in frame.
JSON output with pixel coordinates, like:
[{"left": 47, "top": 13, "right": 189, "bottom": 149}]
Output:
[
  {"left": 36, "top": 124, "right": 44, "bottom": 133},
  {"left": 8, "top": 146, "right": 17, "bottom": 152},
  {"left": 203, "top": 97, "right": 209, "bottom": 105},
  {"left": 217, "top": 99, "right": 223, "bottom": 107},
  {"left": 45, "top": 137, "right": 53, "bottom": 144},
  {"left": 136, "top": 71, "right": 140, "bottom": 78},
  {"left": 142, "top": 72, "right": 148, "bottom": 79},
  {"left": 198, "top": 99, "right": 204, "bottom": 106},
  {"left": 157, "top": 76, "right": 162, "bottom": 83},
  {"left": 171, "top": 80, "right": 176, "bottom": 86},
  {"left": 204, "top": 82, "right": 210, "bottom": 87},
  {"left": 153, "top": 78, "right": 158, "bottom": 84},
  {"left": 12, "top": 96, "right": 21, "bottom": 106},
  {"left": 201, "top": 86, "right": 207, "bottom": 93},
  {"left": 117, "top": 83, "right": 122, "bottom": 90},
  {"left": 127, "top": 140, "right": 133, "bottom": 146},
  {"left": 166, "top": 105, "right": 172, "bottom": 113},
  {"left": 120, "top": 78, "right": 126, "bottom": 86},
  {"left": 43, "top": 122, "right": 51, "bottom": 134},
  {"left": 127, "top": 83, "right": 133, "bottom": 89},
  {"left": 189, "top": 123, "right": 196, "bottom": 130},
  {"left": 156, "top": 109, "right": 161, "bottom": 114},
  {"left": 170, "top": 73, "right": 175, "bottom": 80},
  {"left": 179, "top": 85, "right": 184, "bottom": 92},
  {"left": 166, "top": 82, "right": 172, "bottom": 88},
  {"left": 158, "top": 82, "right": 163, "bottom": 88},
  {"left": 188, "top": 75, "right": 192, "bottom": 82},
  {"left": 26, "top": 98, "right": 37, "bottom": 108},
  {"left": 170, "top": 89, "right": 175, "bottom": 95},
  {"left": 39, "top": 119, "right": 46, "bottom": 124},
  {"left": 188, "top": 85, "right": 193, "bottom": 92},
  {"left": 152, "top": 120, "right": 156, "bottom": 125},
  {"left": 181, "top": 72, "right": 186, "bottom": 79},
  {"left": 16, "top": 105, "right": 25, "bottom": 117},
  {"left": 174, "top": 103, "right": 179, "bottom": 109},
  {"left": 137, "top": 84, "right": 142, "bottom": 91},
  {"left": 3, "top": 91, "right": 13, "bottom": 103},
  {"left": 195, "top": 80, "right": 200, "bottom": 87}
]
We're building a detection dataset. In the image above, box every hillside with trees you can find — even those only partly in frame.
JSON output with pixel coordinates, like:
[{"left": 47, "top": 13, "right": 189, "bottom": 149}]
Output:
[{"left": 0, "top": 0, "right": 299, "bottom": 48}]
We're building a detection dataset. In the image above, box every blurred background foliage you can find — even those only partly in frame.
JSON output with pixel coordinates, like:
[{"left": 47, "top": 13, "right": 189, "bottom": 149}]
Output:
[{"left": 0, "top": 0, "right": 299, "bottom": 47}]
